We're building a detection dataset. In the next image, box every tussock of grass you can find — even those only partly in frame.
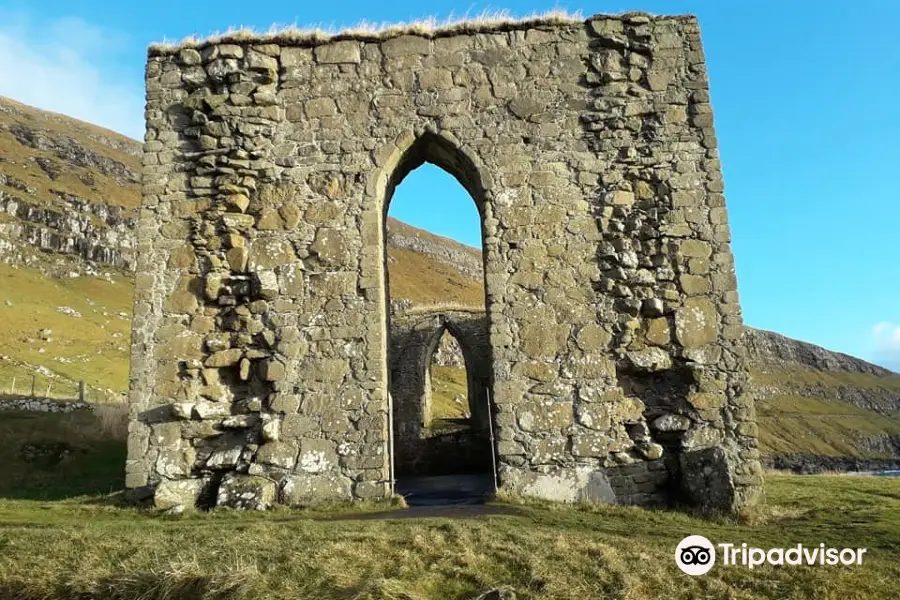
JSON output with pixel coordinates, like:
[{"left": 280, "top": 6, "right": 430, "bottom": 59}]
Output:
[{"left": 150, "top": 9, "right": 589, "bottom": 53}]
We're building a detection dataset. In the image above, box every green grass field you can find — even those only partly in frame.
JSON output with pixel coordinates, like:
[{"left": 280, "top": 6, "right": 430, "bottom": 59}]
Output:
[
  {"left": 1, "top": 408, "right": 899, "bottom": 600},
  {"left": 756, "top": 394, "right": 900, "bottom": 457},
  {"left": 0, "top": 263, "right": 133, "bottom": 394},
  {"left": 0, "top": 468, "right": 897, "bottom": 599},
  {"left": 430, "top": 365, "right": 469, "bottom": 422}
]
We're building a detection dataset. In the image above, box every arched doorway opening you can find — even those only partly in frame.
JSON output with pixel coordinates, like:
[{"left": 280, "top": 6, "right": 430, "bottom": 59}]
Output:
[
  {"left": 425, "top": 328, "right": 473, "bottom": 431},
  {"left": 380, "top": 133, "right": 496, "bottom": 504}
]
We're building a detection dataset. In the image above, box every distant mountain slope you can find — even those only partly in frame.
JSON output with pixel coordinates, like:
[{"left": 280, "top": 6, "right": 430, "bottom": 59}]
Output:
[
  {"left": 386, "top": 216, "right": 484, "bottom": 282},
  {"left": 0, "top": 96, "right": 897, "bottom": 472},
  {"left": 0, "top": 96, "right": 139, "bottom": 274},
  {"left": 745, "top": 328, "right": 893, "bottom": 377},
  {"left": 744, "top": 328, "right": 900, "bottom": 467}
]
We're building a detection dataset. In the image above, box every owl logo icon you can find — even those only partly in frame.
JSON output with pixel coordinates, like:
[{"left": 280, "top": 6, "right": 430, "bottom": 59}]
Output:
[{"left": 675, "top": 535, "right": 716, "bottom": 575}]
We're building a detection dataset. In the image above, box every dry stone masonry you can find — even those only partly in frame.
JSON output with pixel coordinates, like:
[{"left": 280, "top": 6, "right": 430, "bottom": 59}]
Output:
[{"left": 127, "top": 12, "right": 763, "bottom": 512}]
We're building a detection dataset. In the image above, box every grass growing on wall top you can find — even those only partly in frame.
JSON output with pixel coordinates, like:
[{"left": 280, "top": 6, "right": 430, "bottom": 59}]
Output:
[{"left": 149, "top": 9, "right": 587, "bottom": 52}]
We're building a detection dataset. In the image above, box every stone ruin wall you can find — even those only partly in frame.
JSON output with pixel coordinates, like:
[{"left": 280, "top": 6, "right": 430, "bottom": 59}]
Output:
[{"left": 127, "top": 12, "right": 763, "bottom": 512}]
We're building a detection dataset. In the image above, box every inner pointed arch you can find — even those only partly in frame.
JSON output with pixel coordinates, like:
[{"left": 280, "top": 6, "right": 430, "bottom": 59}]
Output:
[{"left": 423, "top": 318, "right": 475, "bottom": 427}]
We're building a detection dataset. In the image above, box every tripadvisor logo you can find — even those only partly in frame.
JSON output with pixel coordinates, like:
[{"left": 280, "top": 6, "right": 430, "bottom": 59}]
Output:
[
  {"left": 676, "top": 535, "right": 716, "bottom": 575},
  {"left": 675, "top": 535, "right": 867, "bottom": 576}
]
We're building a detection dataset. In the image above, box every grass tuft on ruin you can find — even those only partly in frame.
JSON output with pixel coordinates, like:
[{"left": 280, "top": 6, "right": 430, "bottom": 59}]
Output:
[{"left": 148, "top": 9, "right": 590, "bottom": 53}]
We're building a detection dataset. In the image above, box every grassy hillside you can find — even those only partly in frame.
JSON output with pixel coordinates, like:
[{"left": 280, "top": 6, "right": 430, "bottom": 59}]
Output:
[
  {"left": 386, "top": 245, "right": 484, "bottom": 307},
  {"left": 0, "top": 263, "right": 132, "bottom": 395},
  {"left": 0, "top": 96, "right": 140, "bottom": 210},
  {"left": 751, "top": 368, "right": 900, "bottom": 458},
  {"left": 756, "top": 393, "right": 900, "bottom": 457},
  {"left": 387, "top": 216, "right": 483, "bottom": 262},
  {"left": 430, "top": 365, "right": 470, "bottom": 422}
]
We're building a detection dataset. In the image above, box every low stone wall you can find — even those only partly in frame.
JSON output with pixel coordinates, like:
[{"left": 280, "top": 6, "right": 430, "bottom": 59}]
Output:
[
  {"left": 763, "top": 453, "right": 900, "bottom": 475},
  {"left": 0, "top": 397, "right": 92, "bottom": 412}
]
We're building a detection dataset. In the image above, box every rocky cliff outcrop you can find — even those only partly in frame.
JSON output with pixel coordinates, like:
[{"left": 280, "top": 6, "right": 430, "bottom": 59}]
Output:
[
  {"left": 2, "top": 122, "right": 138, "bottom": 186},
  {"left": 0, "top": 189, "right": 135, "bottom": 271},
  {"left": 0, "top": 97, "right": 140, "bottom": 276},
  {"left": 744, "top": 328, "right": 899, "bottom": 416},
  {"left": 0, "top": 98, "right": 141, "bottom": 159},
  {"left": 744, "top": 328, "right": 893, "bottom": 376}
]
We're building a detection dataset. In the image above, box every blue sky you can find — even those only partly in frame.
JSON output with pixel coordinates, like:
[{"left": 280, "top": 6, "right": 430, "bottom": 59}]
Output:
[{"left": 0, "top": 1, "right": 897, "bottom": 370}]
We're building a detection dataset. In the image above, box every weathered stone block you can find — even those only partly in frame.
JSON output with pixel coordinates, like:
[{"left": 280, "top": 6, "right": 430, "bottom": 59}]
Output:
[
  {"left": 193, "top": 401, "right": 232, "bottom": 420},
  {"left": 517, "top": 402, "right": 572, "bottom": 432},
  {"left": 154, "top": 478, "right": 204, "bottom": 510},
  {"left": 674, "top": 297, "right": 718, "bottom": 348},
  {"left": 256, "top": 442, "right": 297, "bottom": 469},
  {"left": 314, "top": 41, "right": 361, "bottom": 64},
  {"left": 651, "top": 413, "right": 691, "bottom": 432},
  {"left": 645, "top": 317, "right": 670, "bottom": 346},
  {"left": 249, "top": 238, "right": 296, "bottom": 270},
  {"left": 575, "top": 323, "right": 612, "bottom": 352},
  {"left": 163, "top": 275, "right": 201, "bottom": 314},
  {"left": 297, "top": 438, "right": 338, "bottom": 474},
  {"left": 252, "top": 270, "right": 279, "bottom": 300},
  {"left": 216, "top": 474, "right": 277, "bottom": 510},
  {"left": 310, "top": 228, "right": 347, "bottom": 266},
  {"left": 226, "top": 246, "right": 249, "bottom": 272},
  {"left": 682, "top": 425, "right": 724, "bottom": 451},
  {"left": 205, "top": 348, "right": 242, "bottom": 367},
  {"left": 281, "top": 473, "right": 352, "bottom": 505},
  {"left": 679, "top": 447, "right": 735, "bottom": 512},
  {"left": 381, "top": 35, "right": 431, "bottom": 57},
  {"left": 626, "top": 348, "right": 673, "bottom": 372}
]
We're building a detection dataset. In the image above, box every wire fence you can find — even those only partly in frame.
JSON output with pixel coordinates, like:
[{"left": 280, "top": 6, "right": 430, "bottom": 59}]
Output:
[{"left": 0, "top": 374, "right": 124, "bottom": 404}]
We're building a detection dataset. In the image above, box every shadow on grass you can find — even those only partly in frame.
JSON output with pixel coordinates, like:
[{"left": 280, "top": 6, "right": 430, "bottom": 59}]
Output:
[
  {"left": 0, "top": 571, "right": 250, "bottom": 600},
  {"left": 0, "top": 409, "right": 127, "bottom": 501}
]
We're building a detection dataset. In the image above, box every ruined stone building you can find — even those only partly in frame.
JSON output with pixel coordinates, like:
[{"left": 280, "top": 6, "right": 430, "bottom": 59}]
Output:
[{"left": 126, "top": 12, "right": 763, "bottom": 512}]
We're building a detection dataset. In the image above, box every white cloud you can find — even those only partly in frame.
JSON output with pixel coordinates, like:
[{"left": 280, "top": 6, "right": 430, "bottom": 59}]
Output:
[
  {"left": 873, "top": 321, "right": 892, "bottom": 336},
  {"left": 0, "top": 12, "right": 144, "bottom": 140},
  {"left": 871, "top": 321, "right": 900, "bottom": 373}
]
